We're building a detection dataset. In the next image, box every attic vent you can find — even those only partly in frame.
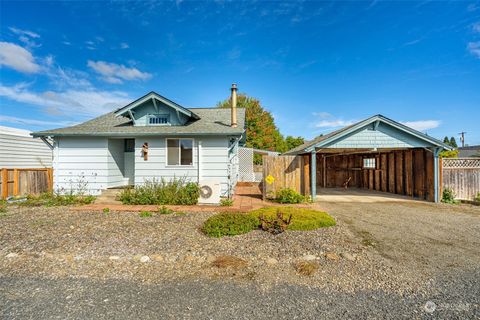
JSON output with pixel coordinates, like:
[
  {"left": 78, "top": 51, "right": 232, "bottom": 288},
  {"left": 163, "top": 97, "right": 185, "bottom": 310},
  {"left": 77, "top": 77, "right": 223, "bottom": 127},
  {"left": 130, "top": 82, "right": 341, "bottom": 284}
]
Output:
[{"left": 149, "top": 114, "right": 169, "bottom": 125}]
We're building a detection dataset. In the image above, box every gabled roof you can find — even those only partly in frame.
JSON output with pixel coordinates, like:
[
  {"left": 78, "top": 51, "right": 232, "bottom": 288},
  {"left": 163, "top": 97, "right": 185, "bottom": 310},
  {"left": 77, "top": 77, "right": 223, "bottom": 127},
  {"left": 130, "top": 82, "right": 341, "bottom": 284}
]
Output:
[
  {"left": 32, "top": 108, "right": 245, "bottom": 137},
  {"left": 114, "top": 91, "right": 200, "bottom": 120},
  {"left": 286, "top": 114, "right": 452, "bottom": 154}
]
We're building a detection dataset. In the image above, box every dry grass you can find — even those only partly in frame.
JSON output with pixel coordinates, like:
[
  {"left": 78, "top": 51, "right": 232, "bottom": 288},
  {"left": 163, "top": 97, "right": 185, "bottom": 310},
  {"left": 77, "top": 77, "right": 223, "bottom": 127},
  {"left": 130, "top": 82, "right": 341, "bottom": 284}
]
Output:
[
  {"left": 211, "top": 255, "right": 248, "bottom": 269},
  {"left": 294, "top": 261, "right": 319, "bottom": 276}
]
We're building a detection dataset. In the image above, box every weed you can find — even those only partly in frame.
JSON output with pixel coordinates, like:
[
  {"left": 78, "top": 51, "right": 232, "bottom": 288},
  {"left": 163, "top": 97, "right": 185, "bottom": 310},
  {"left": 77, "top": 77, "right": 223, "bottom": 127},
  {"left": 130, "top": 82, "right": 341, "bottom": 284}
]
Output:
[
  {"left": 274, "top": 188, "right": 306, "bottom": 204},
  {"left": 103, "top": 207, "right": 110, "bottom": 214},
  {"left": 441, "top": 188, "right": 459, "bottom": 204},
  {"left": 211, "top": 256, "right": 248, "bottom": 269},
  {"left": 158, "top": 206, "right": 174, "bottom": 215},
  {"left": 474, "top": 192, "right": 480, "bottom": 202},
  {"left": 20, "top": 192, "right": 96, "bottom": 207},
  {"left": 250, "top": 207, "right": 336, "bottom": 231},
  {"left": 139, "top": 210, "right": 153, "bottom": 218},
  {"left": 294, "top": 261, "right": 318, "bottom": 276},
  {"left": 219, "top": 198, "right": 234, "bottom": 206}
]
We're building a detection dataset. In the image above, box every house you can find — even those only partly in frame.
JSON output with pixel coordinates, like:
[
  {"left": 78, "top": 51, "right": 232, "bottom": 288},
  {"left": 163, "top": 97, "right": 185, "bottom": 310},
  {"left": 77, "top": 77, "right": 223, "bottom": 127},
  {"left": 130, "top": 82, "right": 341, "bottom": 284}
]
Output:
[
  {"left": 0, "top": 126, "right": 53, "bottom": 169},
  {"left": 458, "top": 145, "right": 480, "bottom": 158},
  {"left": 32, "top": 85, "right": 245, "bottom": 199},
  {"left": 286, "top": 115, "right": 452, "bottom": 202}
]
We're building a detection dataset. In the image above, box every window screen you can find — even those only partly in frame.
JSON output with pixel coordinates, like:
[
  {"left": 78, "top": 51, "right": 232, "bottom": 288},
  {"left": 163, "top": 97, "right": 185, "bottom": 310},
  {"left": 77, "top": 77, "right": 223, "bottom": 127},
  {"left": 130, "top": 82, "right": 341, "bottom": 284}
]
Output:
[
  {"left": 124, "top": 139, "right": 135, "bottom": 152},
  {"left": 363, "top": 158, "right": 376, "bottom": 169},
  {"left": 167, "top": 139, "right": 193, "bottom": 166}
]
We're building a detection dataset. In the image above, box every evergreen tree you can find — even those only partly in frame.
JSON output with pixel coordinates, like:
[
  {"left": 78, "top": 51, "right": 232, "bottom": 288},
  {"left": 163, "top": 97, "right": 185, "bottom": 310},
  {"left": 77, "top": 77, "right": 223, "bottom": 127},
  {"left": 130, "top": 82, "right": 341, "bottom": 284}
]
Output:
[
  {"left": 443, "top": 136, "right": 450, "bottom": 145},
  {"left": 449, "top": 137, "right": 458, "bottom": 148}
]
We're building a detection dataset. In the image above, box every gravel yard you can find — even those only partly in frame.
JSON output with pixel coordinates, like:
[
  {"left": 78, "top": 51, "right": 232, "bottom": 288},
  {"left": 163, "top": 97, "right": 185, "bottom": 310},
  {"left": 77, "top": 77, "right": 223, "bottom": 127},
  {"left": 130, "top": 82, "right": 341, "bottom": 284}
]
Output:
[{"left": 1, "top": 201, "right": 479, "bottom": 318}]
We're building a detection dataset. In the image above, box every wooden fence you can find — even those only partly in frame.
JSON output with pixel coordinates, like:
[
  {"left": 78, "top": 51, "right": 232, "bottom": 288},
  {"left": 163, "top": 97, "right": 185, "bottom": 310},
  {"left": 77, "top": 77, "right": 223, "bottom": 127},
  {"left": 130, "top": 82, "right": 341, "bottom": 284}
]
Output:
[
  {"left": 442, "top": 158, "right": 480, "bottom": 200},
  {"left": 1, "top": 168, "right": 53, "bottom": 199},
  {"left": 262, "top": 155, "right": 310, "bottom": 199}
]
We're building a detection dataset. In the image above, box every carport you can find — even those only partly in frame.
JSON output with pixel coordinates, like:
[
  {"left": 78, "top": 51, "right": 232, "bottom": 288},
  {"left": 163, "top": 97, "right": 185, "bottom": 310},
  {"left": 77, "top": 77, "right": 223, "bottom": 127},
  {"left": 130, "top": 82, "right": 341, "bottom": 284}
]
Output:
[{"left": 286, "top": 115, "right": 452, "bottom": 202}]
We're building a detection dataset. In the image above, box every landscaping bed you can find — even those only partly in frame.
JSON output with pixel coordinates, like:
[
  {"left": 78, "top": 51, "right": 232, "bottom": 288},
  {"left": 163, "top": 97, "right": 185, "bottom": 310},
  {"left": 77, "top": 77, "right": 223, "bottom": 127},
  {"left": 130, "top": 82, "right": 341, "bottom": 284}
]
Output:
[{"left": 0, "top": 205, "right": 441, "bottom": 295}]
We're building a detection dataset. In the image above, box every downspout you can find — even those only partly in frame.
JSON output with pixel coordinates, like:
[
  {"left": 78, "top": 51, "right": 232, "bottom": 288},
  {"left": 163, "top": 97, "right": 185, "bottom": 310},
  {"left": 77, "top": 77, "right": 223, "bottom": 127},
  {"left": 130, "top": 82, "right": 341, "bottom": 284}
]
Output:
[
  {"left": 310, "top": 150, "right": 316, "bottom": 201},
  {"left": 433, "top": 147, "right": 441, "bottom": 203},
  {"left": 198, "top": 139, "right": 202, "bottom": 183}
]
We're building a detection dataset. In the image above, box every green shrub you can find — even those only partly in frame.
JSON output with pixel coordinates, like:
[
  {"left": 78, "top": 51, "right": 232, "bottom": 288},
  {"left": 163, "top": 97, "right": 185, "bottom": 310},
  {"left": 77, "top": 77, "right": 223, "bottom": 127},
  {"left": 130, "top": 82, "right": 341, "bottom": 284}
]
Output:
[
  {"left": 103, "top": 208, "right": 110, "bottom": 214},
  {"left": 118, "top": 178, "right": 200, "bottom": 205},
  {"left": 474, "top": 192, "right": 480, "bottom": 202},
  {"left": 441, "top": 188, "right": 459, "bottom": 204},
  {"left": 139, "top": 210, "right": 153, "bottom": 218},
  {"left": 274, "top": 188, "right": 306, "bottom": 204},
  {"left": 158, "top": 206, "right": 174, "bottom": 215},
  {"left": 202, "top": 213, "right": 259, "bottom": 238},
  {"left": 249, "top": 207, "right": 336, "bottom": 231},
  {"left": 0, "top": 201, "right": 7, "bottom": 214},
  {"left": 219, "top": 198, "right": 234, "bottom": 206},
  {"left": 20, "top": 192, "right": 96, "bottom": 207}
]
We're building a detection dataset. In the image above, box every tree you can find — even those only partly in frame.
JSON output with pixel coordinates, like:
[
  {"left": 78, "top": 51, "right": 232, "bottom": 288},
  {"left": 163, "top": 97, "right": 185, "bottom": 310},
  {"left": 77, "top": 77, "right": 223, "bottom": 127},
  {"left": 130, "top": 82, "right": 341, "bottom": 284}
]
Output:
[
  {"left": 443, "top": 136, "right": 449, "bottom": 145},
  {"left": 217, "top": 93, "right": 287, "bottom": 153},
  {"left": 285, "top": 136, "right": 305, "bottom": 151},
  {"left": 449, "top": 137, "right": 458, "bottom": 148}
]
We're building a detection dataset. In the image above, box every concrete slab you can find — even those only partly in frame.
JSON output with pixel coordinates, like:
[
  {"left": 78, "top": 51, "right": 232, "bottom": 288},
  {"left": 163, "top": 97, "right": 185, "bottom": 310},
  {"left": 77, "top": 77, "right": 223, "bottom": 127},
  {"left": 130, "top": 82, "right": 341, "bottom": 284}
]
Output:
[{"left": 316, "top": 188, "right": 422, "bottom": 203}]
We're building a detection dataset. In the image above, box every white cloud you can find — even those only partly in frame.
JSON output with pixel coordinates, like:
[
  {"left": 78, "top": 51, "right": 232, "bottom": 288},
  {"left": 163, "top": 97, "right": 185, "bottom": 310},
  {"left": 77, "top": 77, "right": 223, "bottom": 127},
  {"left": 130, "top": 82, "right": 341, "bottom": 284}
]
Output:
[
  {"left": 0, "top": 42, "right": 41, "bottom": 73},
  {"left": 0, "top": 115, "right": 76, "bottom": 127},
  {"left": 87, "top": 60, "right": 152, "bottom": 83},
  {"left": 467, "top": 42, "right": 480, "bottom": 58},
  {"left": 9, "top": 27, "right": 41, "bottom": 48},
  {"left": 0, "top": 83, "right": 130, "bottom": 117},
  {"left": 401, "top": 120, "right": 441, "bottom": 131},
  {"left": 120, "top": 42, "right": 129, "bottom": 49},
  {"left": 9, "top": 27, "right": 40, "bottom": 39},
  {"left": 312, "top": 112, "right": 356, "bottom": 128}
]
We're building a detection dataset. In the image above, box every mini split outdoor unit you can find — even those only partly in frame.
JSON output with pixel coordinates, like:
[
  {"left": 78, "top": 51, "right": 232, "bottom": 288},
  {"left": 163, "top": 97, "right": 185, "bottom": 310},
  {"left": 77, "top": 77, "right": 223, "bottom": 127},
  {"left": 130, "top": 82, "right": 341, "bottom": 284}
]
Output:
[{"left": 198, "top": 180, "right": 222, "bottom": 204}]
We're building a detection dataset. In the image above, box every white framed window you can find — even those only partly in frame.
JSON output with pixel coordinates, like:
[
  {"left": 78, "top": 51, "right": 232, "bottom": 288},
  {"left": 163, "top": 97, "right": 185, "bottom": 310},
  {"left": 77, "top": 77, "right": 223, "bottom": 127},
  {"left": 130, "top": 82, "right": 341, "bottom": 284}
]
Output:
[
  {"left": 363, "top": 158, "right": 376, "bottom": 169},
  {"left": 166, "top": 138, "right": 193, "bottom": 166},
  {"left": 148, "top": 114, "right": 169, "bottom": 125}
]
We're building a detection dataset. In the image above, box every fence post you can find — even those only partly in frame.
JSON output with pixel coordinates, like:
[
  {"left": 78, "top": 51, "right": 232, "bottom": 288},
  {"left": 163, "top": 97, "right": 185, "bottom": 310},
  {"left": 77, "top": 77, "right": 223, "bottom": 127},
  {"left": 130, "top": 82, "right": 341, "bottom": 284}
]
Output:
[
  {"left": 1, "top": 168, "right": 7, "bottom": 199},
  {"left": 13, "top": 169, "right": 19, "bottom": 196},
  {"left": 47, "top": 168, "right": 53, "bottom": 192}
]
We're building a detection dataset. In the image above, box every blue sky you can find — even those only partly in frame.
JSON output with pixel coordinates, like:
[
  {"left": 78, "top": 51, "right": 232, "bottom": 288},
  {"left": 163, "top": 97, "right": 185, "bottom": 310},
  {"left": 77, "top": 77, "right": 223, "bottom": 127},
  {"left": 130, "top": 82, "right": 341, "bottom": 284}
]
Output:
[{"left": 1, "top": 1, "right": 479, "bottom": 144}]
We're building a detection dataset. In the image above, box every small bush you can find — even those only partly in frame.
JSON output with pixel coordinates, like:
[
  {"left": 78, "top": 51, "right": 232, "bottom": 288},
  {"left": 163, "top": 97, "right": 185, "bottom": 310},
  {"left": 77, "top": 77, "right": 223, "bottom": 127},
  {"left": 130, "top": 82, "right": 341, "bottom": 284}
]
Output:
[
  {"left": 441, "top": 188, "right": 459, "bottom": 204},
  {"left": 274, "top": 188, "right": 306, "bottom": 204},
  {"left": 118, "top": 177, "right": 199, "bottom": 205},
  {"left": 258, "top": 209, "right": 292, "bottom": 235},
  {"left": 202, "top": 213, "right": 259, "bottom": 238},
  {"left": 139, "top": 211, "right": 153, "bottom": 218},
  {"left": 158, "top": 206, "right": 174, "bottom": 215},
  {"left": 103, "top": 208, "right": 110, "bottom": 214},
  {"left": 250, "top": 207, "right": 336, "bottom": 231},
  {"left": 474, "top": 192, "right": 480, "bottom": 202},
  {"left": 294, "top": 261, "right": 318, "bottom": 276},
  {"left": 0, "top": 201, "right": 7, "bottom": 214},
  {"left": 20, "top": 192, "right": 96, "bottom": 207},
  {"left": 219, "top": 198, "right": 234, "bottom": 206}
]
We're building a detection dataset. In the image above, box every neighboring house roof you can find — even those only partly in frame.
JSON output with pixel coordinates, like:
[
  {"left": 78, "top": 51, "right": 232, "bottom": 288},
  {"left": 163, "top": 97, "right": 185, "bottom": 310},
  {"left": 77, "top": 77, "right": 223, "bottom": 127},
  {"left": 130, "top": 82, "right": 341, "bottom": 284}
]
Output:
[
  {"left": 458, "top": 145, "right": 480, "bottom": 158},
  {"left": 114, "top": 91, "right": 200, "bottom": 120},
  {"left": 286, "top": 114, "right": 452, "bottom": 154},
  {"left": 32, "top": 107, "right": 245, "bottom": 137}
]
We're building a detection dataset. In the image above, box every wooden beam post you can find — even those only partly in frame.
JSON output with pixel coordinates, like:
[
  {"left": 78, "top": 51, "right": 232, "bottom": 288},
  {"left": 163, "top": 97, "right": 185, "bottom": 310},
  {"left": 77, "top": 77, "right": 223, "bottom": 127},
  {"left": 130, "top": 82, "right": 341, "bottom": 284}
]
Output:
[
  {"left": 310, "top": 151, "right": 316, "bottom": 201},
  {"left": 13, "top": 168, "right": 19, "bottom": 196},
  {"left": 433, "top": 148, "right": 440, "bottom": 203},
  {"left": 47, "top": 168, "right": 53, "bottom": 192},
  {"left": 1, "top": 168, "right": 7, "bottom": 199}
]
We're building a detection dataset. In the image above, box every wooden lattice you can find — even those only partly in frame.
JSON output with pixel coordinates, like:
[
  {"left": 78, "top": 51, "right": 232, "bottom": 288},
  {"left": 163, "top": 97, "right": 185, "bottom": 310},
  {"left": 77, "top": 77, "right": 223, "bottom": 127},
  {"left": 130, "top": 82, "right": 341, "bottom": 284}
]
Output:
[{"left": 443, "top": 158, "right": 480, "bottom": 169}]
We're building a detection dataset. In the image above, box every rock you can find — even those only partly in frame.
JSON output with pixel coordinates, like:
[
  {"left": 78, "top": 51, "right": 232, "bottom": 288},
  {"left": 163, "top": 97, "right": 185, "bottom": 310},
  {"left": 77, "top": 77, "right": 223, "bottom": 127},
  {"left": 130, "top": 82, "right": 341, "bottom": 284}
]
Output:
[
  {"left": 266, "top": 258, "right": 278, "bottom": 265},
  {"left": 6, "top": 252, "right": 19, "bottom": 259},
  {"left": 325, "top": 252, "right": 339, "bottom": 261},
  {"left": 140, "top": 255, "right": 150, "bottom": 263},
  {"left": 424, "top": 301, "right": 436, "bottom": 314},
  {"left": 151, "top": 254, "right": 163, "bottom": 262},
  {"left": 109, "top": 255, "right": 120, "bottom": 260},
  {"left": 341, "top": 252, "right": 356, "bottom": 262},
  {"left": 184, "top": 255, "right": 195, "bottom": 262},
  {"left": 302, "top": 254, "right": 317, "bottom": 261}
]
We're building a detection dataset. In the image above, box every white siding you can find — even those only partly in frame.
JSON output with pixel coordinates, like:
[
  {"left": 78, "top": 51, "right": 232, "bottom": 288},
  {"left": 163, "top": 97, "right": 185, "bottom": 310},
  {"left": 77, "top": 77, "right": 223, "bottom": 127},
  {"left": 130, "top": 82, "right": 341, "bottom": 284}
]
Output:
[
  {"left": 134, "top": 136, "right": 231, "bottom": 195},
  {"left": 53, "top": 137, "right": 108, "bottom": 195},
  {"left": 0, "top": 126, "right": 52, "bottom": 168}
]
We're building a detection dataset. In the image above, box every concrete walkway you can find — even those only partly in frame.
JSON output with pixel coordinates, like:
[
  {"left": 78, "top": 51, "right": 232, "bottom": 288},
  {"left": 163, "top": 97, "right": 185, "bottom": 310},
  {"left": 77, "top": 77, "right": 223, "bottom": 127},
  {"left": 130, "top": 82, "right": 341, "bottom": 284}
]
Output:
[{"left": 316, "top": 187, "right": 422, "bottom": 203}]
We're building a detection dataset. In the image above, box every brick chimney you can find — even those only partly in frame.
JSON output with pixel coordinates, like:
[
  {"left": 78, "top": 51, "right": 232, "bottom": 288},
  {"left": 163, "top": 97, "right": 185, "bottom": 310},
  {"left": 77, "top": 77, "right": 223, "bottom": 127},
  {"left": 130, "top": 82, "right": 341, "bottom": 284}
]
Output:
[{"left": 230, "top": 83, "right": 238, "bottom": 128}]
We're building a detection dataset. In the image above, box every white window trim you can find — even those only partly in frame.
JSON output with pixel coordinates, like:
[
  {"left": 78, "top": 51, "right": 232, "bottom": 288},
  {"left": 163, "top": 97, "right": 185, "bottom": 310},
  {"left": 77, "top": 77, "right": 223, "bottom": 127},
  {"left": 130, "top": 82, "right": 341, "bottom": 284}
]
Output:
[
  {"left": 165, "top": 138, "right": 195, "bottom": 167},
  {"left": 148, "top": 114, "right": 171, "bottom": 126}
]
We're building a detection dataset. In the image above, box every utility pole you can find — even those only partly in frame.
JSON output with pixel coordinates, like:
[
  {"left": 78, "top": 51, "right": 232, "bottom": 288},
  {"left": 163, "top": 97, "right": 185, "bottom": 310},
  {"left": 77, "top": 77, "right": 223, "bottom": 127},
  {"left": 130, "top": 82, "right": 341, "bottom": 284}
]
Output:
[{"left": 459, "top": 132, "right": 466, "bottom": 148}]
